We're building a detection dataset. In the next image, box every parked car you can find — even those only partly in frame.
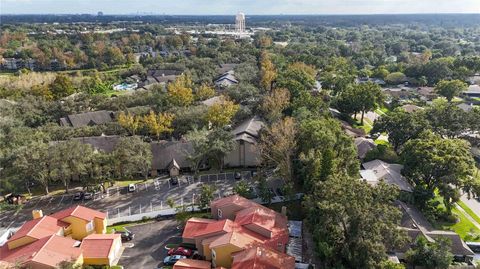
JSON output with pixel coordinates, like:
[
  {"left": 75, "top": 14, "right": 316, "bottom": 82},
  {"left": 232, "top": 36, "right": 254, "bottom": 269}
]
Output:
[
  {"left": 128, "top": 184, "right": 136, "bottom": 192},
  {"left": 163, "top": 255, "right": 186, "bottom": 265},
  {"left": 234, "top": 172, "right": 242, "bottom": 180},
  {"left": 115, "top": 229, "right": 135, "bottom": 242},
  {"left": 83, "top": 192, "right": 93, "bottom": 200},
  {"left": 168, "top": 247, "right": 193, "bottom": 257},
  {"left": 73, "top": 192, "right": 84, "bottom": 201},
  {"left": 169, "top": 176, "right": 179, "bottom": 185}
]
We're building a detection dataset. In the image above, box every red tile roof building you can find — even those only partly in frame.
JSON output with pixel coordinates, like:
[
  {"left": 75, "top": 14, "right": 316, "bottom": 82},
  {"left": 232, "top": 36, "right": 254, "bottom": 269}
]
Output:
[
  {"left": 231, "top": 245, "right": 295, "bottom": 269},
  {"left": 173, "top": 259, "right": 212, "bottom": 269},
  {"left": 0, "top": 205, "right": 119, "bottom": 269},
  {"left": 181, "top": 195, "right": 294, "bottom": 269},
  {"left": 0, "top": 235, "right": 82, "bottom": 268}
]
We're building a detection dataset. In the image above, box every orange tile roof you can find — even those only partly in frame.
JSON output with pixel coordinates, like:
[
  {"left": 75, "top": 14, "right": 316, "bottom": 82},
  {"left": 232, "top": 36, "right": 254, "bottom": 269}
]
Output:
[
  {"left": 231, "top": 246, "right": 296, "bottom": 269},
  {"left": 50, "top": 205, "right": 106, "bottom": 222},
  {"left": 210, "top": 195, "right": 257, "bottom": 209},
  {"left": 8, "top": 216, "right": 64, "bottom": 242},
  {"left": 81, "top": 234, "right": 120, "bottom": 259},
  {"left": 235, "top": 207, "right": 277, "bottom": 232},
  {"left": 209, "top": 226, "right": 266, "bottom": 249},
  {"left": 182, "top": 218, "right": 221, "bottom": 239},
  {"left": 173, "top": 259, "right": 212, "bottom": 269},
  {"left": 0, "top": 235, "right": 81, "bottom": 267}
]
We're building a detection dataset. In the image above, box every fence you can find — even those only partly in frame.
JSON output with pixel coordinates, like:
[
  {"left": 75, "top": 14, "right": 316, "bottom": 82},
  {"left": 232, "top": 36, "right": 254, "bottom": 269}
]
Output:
[{"left": 106, "top": 193, "right": 304, "bottom": 225}]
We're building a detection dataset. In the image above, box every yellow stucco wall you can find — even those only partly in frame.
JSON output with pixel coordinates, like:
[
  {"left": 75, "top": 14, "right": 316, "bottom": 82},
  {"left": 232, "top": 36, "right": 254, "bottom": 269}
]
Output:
[
  {"left": 83, "top": 257, "right": 110, "bottom": 266},
  {"left": 62, "top": 216, "right": 92, "bottom": 240},
  {"left": 212, "top": 244, "right": 242, "bottom": 268},
  {"left": 94, "top": 217, "right": 107, "bottom": 234},
  {"left": 7, "top": 235, "right": 36, "bottom": 250}
]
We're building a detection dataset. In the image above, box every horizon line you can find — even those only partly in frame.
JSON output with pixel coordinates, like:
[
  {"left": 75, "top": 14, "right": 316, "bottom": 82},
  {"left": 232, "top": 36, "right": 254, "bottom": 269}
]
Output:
[{"left": 1, "top": 12, "right": 480, "bottom": 16}]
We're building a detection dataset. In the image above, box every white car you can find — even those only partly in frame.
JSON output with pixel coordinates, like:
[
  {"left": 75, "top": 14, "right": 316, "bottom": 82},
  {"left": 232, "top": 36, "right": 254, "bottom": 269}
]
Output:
[{"left": 128, "top": 184, "right": 136, "bottom": 192}]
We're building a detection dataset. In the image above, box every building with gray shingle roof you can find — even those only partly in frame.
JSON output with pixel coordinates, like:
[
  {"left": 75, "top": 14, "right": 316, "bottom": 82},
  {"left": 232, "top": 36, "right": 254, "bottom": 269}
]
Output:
[
  {"left": 224, "top": 116, "right": 265, "bottom": 168},
  {"left": 361, "top": 159, "right": 413, "bottom": 192},
  {"left": 354, "top": 137, "right": 376, "bottom": 159},
  {"left": 59, "top": 110, "right": 114, "bottom": 128}
]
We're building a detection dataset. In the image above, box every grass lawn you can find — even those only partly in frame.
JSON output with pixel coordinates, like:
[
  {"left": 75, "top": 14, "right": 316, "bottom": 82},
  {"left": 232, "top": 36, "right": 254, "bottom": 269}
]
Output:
[
  {"left": 434, "top": 206, "right": 480, "bottom": 241},
  {"left": 431, "top": 194, "right": 480, "bottom": 241},
  {"left": 114, "top": 178, "right": 153, "bottom": 187},
  {"left": 106, "top": 218, "right": 156, "bottom": 233},
  {"left": 458, "top": 200, "right": 480, "bottom": 225},
  {"left": 375, "top": 107, "right": 389, "bottom": 115},
  {"left": 374, "top": 139, "right": 390, "bottom": 146}
]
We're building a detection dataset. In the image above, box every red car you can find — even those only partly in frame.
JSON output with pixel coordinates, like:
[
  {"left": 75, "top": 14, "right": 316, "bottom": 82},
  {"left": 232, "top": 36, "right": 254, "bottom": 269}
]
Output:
[{"left": 168, "top": 247, "right": 193, "bottom": 257}]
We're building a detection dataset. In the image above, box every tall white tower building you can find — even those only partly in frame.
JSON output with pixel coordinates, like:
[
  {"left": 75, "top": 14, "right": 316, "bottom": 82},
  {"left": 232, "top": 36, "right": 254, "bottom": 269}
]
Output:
[{"left": 235, "top": 12, "right": 245, "bottom": 33}]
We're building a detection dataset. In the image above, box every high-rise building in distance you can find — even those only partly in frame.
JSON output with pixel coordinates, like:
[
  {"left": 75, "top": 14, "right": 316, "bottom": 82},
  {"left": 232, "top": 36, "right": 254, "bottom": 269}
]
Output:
[{"left": 235, "top": 12, "right": 245, "bottom": 33}]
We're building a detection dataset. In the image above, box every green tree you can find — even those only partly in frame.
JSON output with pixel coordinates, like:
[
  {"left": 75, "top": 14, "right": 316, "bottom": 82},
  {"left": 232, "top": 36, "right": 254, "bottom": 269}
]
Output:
[
  {"left": 385, "top": 72, "right": 407, "bottom": 85},
  {"left": 259, "top": 117, "right": 297, "bottom": 185},
  {"left": 297, "top": 117, "right": 359, "bottom": 189},
  {"left": 112, "top": 137, "right": 152, "bottom": 179},
  {"left": 233, "top": 181, "right": 252, "bottom": 198},
  {"left": 371, "top": 108, "right": 429, "bottom": 152},
  {"left": 401, "top": 131, "right": 475, "bottom": 211},
  {"left": 277, "top": 62, "right": 317, "bottom": 99},
  {"left": 434, "top": 79, "right": 468, "bottom": 102},
  {"left": 198, "top": 184, "right": 215, "bottom": 210},
  {"left": 424, "top": 99, "right": 470, "bottom": 138},
  {"left": 13, "top": 142, "right": 51, "bottom": 194},
  {"left": 405, "top": 236, "right": 453, "bottom": 269},
  {"left": 50, "top": 140, "right": 94, "bottom": 193},
  {"left": 50, "top": 74, "right": 75, "bottom": 99},
  {"left": 304, "top": 176, "right": 406, "bottom": 268}
]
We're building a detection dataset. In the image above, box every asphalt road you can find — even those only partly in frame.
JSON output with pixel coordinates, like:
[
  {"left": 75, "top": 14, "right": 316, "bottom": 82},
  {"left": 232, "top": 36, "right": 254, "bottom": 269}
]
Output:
[
  {"left": 119, "top": 220, "right": 181, "bottom": 269},
  {"left": 0, "top": 171, "right": 257, "bottom": 230}
]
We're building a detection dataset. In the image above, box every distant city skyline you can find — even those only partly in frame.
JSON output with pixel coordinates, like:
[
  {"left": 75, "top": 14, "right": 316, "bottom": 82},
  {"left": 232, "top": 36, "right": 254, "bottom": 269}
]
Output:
[{"left": 1, "top": 0, "right": 479, "bottom": 15}]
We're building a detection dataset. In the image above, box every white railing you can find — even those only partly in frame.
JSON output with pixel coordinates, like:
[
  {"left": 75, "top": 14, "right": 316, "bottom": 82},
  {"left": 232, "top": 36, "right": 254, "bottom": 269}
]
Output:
[{"left": 106, "top": 193, "right": 304, "bottom": 225}]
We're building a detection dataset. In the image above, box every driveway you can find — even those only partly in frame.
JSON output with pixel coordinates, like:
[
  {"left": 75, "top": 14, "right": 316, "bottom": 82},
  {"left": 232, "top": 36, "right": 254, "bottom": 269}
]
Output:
[{"left": 119, "top": 220, "right": 181, "bottom": 269}]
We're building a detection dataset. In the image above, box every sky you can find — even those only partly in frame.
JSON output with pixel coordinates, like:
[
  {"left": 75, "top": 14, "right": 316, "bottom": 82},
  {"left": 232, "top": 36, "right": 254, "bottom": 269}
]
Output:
[{"left": 1, "top": 0, "right": 479, "bottom": 15}]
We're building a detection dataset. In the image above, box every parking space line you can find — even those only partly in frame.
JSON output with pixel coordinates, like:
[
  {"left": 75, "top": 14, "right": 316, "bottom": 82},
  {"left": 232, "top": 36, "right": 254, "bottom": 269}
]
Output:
[
  {"left": 58, "top": 195, "right": 65, "bottom": 205},
  {"left": 32, "top": 196, "right": 44, "bottom": 208},
  {"left": 45, "top": 197, "right": 54, "bottom": 207}
]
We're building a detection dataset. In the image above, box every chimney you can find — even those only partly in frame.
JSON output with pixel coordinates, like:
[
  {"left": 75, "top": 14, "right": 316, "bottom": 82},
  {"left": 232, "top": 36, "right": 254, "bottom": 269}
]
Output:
[
  {"left": 281, "top": 206, "right": 287, "bottom": 216},
  {"left": 32, "top": 210, "right": 43, "bottom": 219}
]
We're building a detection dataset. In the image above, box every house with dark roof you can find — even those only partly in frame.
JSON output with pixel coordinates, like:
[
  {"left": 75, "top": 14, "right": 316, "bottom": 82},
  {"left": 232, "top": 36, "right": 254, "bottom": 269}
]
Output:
[
  {"left": 224, "top": 116, "right": 265, "bottom": 168},
  {"left": 393, "top": 228, "right": 474, "bottom": 264},
  {"left": 217, "top": 64, "right": 238, "bottom": 75},
  {"left": 150, "top": 140, "right": 194, "bottom": 176},
  {"left": 215, "top": 70, "right": 239, "bottom": 88},
  {"left": 59, "top": 110, "right": 114, "bottom": 128},
  {"left": 354, "top": 137, "right": 376, "bottom": 159}
]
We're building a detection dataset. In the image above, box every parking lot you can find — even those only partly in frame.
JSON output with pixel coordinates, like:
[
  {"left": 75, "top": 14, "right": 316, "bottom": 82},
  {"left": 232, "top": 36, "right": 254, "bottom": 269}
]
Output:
[
  {"left": 118, "top": 220, "right": 181, "bottom": 269},
  {"left": 0, "top": 170, "right": 262, "bottom": 229}
]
